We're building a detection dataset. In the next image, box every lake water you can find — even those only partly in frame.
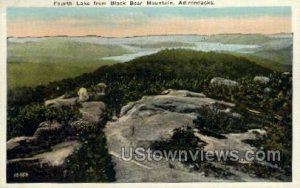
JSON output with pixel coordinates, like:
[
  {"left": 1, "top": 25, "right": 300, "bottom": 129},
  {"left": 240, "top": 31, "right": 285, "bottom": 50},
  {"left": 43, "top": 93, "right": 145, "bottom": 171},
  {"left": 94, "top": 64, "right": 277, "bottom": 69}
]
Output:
[{"left": 101, "top": 42, "right": 259, "bottom": 62}]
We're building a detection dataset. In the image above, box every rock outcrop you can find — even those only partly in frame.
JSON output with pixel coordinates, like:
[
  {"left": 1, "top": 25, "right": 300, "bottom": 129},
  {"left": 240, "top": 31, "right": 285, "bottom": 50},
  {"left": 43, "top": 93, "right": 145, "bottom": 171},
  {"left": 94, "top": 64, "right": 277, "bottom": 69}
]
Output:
[
  {"left": 7, "top": 91, "right": 107, "bottom": 182},
  {"left": 7, "top": 140, "right": 82, "bottom": 182},
  {"left": 8, "top": 87, "right": 284, "bottom": 182},
  {"left": 6, "top": 121, "right": 81, "bottom": 182},
  {"left": 104, "top": 89, "right": 272, "bottom": 182},
  {"left": 7, "top": 121, "right": 81, "bottom": 178}
]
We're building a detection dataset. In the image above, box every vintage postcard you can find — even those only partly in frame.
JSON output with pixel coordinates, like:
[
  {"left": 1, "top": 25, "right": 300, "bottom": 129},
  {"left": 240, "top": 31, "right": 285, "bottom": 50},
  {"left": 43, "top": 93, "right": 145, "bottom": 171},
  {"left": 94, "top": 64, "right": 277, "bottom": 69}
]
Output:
[{"left": 0, "top": 0, "right": 299, "bottom": 187}]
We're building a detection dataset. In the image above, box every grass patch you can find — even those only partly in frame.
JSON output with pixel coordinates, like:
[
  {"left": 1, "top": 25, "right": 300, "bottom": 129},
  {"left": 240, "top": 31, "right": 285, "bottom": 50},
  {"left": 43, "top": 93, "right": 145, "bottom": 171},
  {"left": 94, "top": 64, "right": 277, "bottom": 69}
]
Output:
[
  {"left": 7, "top": 61, "right": 117, "bottom": 89},
  {"left": 228, "top": 52, "right": 291, "bottom": 72}
]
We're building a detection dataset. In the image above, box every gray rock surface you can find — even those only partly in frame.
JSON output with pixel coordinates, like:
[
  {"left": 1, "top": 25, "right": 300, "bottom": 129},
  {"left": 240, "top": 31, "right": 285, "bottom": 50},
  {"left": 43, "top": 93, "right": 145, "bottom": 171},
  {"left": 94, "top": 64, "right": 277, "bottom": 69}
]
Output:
[
  {"left": 33, "top": 121, "right": 63, "bottom": 139},
  {"left": 104, "top": 89, "right": 270, "bottom": 182},
  {"left": 7, "top": 136, "right": 35, "bottom": 151},
  {"left": 253, "top": 76, "right": 270, "bottom": 84},
  {"left": 45, "top": 95, "right": 78, "bottom": 108},
  {"left": 79, "top": 101, "right": 106, "bottom": 124},
  {"left": 8, "top": 140, "right": 82, "bottom": 167},
  {"left": 161, "top": 89, "right": 206, "bottom": 98},
  {"left": 7, "top": 121, "right": 70, "bottom": 160},
  {"left": 210, "top": 77, "right": 239, "bottom": 88}
]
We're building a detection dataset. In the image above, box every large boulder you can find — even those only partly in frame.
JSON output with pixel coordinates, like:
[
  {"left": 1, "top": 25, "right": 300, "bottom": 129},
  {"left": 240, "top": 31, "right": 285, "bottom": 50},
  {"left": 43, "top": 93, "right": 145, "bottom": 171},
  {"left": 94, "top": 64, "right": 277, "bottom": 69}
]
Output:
[
  {"left": 7, "top": 141, "right": 82, "bottom": 182},
  {"left": 45, "top": 95, "right": 78, "bottom": 108},
  {"left": 34, "top": 121, "right": 62, "bottom": 137},
  {"left": 7, "top": 121, "right": 68, "bottom": 159},
  {"left": 8, "top": 140, "right": 81, "bottom": 167},
  {"left": 78, "top": 88, "right": 89, "bottom": 102},
  {"left": 161, "top": 89, "right": 206, "bottom": 98},
  {"left": 282, "top": 72, "right": 292, "bottom": 77},
  {"left": 7, "top": 136, "right": 37, "bottom": 159},
  {"left": 79, "top": 101, "right": 106, "bottom": 124},
  {"left": 210, "top": 77, "right": 239, "bottom": 89},
  {"left": 7, "top": 136, "right": 35, "bottom": 151},
  {"left": 95, "top": 82, "right": 107, "bottom": 96},
  {"left": 253, "top": 76, "right": 270, "bottom": 84},
  {"left": 104, "top": 89, "right": 269, "bottom": 182}
]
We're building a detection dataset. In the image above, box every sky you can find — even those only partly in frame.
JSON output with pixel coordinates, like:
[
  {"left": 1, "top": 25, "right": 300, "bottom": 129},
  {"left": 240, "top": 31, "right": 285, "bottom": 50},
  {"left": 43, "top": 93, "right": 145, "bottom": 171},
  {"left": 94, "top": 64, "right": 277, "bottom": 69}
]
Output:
[{"left": 7, "top": 7, "right": 291, "bottom": 37}]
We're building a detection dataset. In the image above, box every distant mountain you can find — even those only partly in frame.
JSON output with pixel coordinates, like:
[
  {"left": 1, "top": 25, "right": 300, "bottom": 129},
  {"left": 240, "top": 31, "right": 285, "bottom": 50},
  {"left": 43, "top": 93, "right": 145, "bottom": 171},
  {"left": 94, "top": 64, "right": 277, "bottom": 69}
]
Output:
[
  {"left": 269, "top": 33, "right": 293, "bottom": 38},
  {"left": 7, "top": 34, "right": 292, "bottom": 88},
  {"left": 204, "top": 34, "right": 272, "bottom": 45},
  {"left": 7, "top": 38, "right": 129, "bottom": 64},
  {"left": 202, "top": 33, "right": 293, "bottom": 66},
  {"left": 254, "top": 45, "right": 293, "bottom": 65}
]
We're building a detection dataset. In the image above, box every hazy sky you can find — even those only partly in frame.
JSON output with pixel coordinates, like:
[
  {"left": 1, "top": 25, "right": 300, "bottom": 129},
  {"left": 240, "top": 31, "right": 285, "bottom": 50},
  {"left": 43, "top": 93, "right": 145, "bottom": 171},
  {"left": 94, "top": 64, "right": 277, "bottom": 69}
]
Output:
[{"left": 7, "top": 7, "right": 291, "bottom": 37}]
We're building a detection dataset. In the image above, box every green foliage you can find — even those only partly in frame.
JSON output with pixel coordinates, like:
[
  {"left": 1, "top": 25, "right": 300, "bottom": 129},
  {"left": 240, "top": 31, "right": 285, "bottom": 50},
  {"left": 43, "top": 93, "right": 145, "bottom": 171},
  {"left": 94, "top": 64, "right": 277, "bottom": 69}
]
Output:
[
  {"left": 7, "top": 103, "right": 81, "bottom": 140},
  {"left": 7, "top": 103, "right": 45, "bottom": 139},
  {"left": 151, "top": 127, "right": 204, "bottom": 164},
  {"left": 45, "top": 105, "right": 81, "bottom": 124},
  {"left": 150, "top": 127, "right": 239, "bottom": 179},
  {"left": 8, "top": 61, "right": 117, "bottom": 89},
  {"left": 230, "top": 52, "right": 291, "bottom": 72},
  {"left": 193, "top": 106, "right": 247, "bottom": 135},
  {"left": 66, "top": 124, "right": 115, "bottom": 182},
  {"left": 256, "top": 120, "right": 292, "bottom": 176},
  {"left": 254, "top": 45, "right": 293, "bottom": 66}
]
